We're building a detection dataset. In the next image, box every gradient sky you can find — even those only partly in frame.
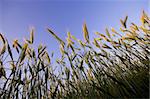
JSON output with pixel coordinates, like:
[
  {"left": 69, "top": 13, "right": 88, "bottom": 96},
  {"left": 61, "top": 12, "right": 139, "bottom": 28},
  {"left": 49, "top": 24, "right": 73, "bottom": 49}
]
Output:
[{"left": 0, "top": 0, "right": 149, "bottom": 59}]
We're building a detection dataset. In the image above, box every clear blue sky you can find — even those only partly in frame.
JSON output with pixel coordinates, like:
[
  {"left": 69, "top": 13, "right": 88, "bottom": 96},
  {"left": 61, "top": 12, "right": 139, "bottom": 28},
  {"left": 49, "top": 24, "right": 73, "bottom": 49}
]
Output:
[{"left": 0, "top": 0, "right": 149, "bottom": 58}]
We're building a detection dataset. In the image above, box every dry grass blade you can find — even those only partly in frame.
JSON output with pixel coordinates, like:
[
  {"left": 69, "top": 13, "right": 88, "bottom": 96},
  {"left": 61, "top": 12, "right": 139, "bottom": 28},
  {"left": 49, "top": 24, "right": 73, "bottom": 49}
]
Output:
[
  {"left": 124, "top": 16, "right": 128, "bottom": 27},
  {"left": 0, "top": 33, "right": 6, "bottom": 44},
  {"left": 120, "top": 16, "right": 128, "bottom": 28},
  {"left": 47, "top": 28, "right": 65, "bottom": 45},
  {"left": 0, "top": 33, "right": 6, "bottom": 55},
  {"left": 83, "top": 23, "right": 89, "bottom": 43},
  {"left": 93, "top": 38, "right": 100, "bottom": 48},
  {"left": 102, "top": 44, "right": 112, "bottom": 49},
  {"left": 66, "top": 32, "right": 74, "bottom": 48},
  {"left": 30, "top": 29, "right": 34, "bottom": 44},
  {"left": 45, "top": 52, "right": 51, "bottom": 64},
  {"left": 105, "top": 28, "right": 111, "bottom": 39},
  {"left": 59, "top": 43, "right": 65, "bottom": 56},
  {"left": 19, "top": 43, "right": 28, "bottom": 63},
  {"left": 38, "top": 46, "right": 46, "bottom": 57},
  {"left": 7, "top": 40, "right": 14, "bottom": 61},
  {"left": 0, "top": 44, "right": 6, "bottom": 55}
]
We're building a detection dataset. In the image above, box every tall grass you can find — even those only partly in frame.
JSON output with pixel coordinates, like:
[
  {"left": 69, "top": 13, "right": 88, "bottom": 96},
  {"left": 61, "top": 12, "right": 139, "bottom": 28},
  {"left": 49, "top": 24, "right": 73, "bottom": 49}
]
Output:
[{"left": 0, "top": 11, "right": 149, "bottom": 98}]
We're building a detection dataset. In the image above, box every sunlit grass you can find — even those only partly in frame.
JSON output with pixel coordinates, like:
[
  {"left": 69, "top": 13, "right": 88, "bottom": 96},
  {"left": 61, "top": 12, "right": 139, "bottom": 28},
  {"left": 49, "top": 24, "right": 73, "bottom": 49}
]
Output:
[{"left": 0, "top": 11, "right": 149, "bottom": 98}]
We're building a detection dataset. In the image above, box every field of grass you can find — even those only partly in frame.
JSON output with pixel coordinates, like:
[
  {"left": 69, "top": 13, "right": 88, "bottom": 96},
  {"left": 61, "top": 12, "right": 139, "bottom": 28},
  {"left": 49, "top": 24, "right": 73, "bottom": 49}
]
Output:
[{"left": 0, "top": 11, "right": 149, "bottom": 98}]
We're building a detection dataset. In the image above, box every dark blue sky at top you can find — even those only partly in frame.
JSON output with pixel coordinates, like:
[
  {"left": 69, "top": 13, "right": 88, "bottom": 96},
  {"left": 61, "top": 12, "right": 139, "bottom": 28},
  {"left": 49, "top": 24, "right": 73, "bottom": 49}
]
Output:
[{"left": 0, "top": 0, "right": 149, "bottom": 59}]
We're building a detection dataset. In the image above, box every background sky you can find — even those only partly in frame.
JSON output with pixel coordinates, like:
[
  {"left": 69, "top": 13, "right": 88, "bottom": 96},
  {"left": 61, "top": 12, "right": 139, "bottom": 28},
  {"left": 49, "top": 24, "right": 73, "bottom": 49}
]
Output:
[{"left": 0, "top": 0, "right": 149, "bottom": 60}]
